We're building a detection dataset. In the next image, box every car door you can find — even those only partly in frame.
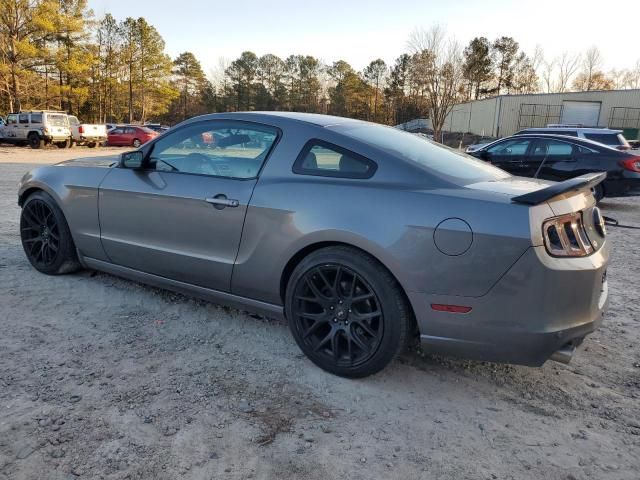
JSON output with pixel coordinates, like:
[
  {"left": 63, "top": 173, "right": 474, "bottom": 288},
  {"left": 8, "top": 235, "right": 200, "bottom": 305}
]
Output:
[
  {"left": 4, "top": 114, "right": 19, "bottom": 140},
  {"left": 526, "top": 138, "right": 577, "bottom": 181},
  {"left": 482, "top": 137, "right": 534, "bottom": 175},
  {"left": 98, "top": 120, "right": 279, "bottom": 292},
  {"left": 108, "top": 127, "right": 124, "bottom": 145}
]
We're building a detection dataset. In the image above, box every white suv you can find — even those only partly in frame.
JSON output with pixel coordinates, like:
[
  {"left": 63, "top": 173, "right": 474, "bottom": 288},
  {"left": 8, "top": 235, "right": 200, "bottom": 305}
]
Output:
[
  {"left": 2, "top": 111, "right": 72, "bottom": 149},
  {"left": 515, "top": 126, "right": 630, "bottom": 150}
]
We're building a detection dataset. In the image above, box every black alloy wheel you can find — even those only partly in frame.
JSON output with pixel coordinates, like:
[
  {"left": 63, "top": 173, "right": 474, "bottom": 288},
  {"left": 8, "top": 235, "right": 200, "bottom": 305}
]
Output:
[
  {"left": 286, "top": 246, "right": 411, "bottom": 378},
  {"left": 20, "top": 191, "right": 80, "bottom": 275}
]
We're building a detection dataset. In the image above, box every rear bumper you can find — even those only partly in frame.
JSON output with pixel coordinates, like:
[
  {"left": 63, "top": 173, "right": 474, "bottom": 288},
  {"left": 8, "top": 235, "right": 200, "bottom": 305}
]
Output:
[
  {"left": 409, "top": 244, "right": 609, "bottom": 366},
  {"left": 77, "top": 136, "right": 106, "bottom": 142}
]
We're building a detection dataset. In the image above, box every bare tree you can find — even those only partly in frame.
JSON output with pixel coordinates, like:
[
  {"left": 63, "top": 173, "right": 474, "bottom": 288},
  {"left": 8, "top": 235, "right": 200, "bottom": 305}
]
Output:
[
  {"left": 556, "top": 52, "right": 581, "bottom": 92},
  {"left": 580, "top": 46, "right": 603, "bottom": 91},
  {"left": 406, "top": 26, "right": 464, "bottom": 143},
  {"left": 622, "top": 59, "right": 640, "bottom": 89},
  {"left": 541, "top": 59, "right": 556, "bottom": 93}
]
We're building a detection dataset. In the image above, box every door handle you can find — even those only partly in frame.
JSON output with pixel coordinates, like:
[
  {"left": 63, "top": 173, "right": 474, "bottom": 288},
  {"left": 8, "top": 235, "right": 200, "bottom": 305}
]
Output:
[{"left": 205, "top": 194, "right": 239, "bottom": 209}]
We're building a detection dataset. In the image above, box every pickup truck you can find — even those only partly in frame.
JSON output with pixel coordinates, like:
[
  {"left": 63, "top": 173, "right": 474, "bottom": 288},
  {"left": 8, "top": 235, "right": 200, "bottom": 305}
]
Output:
[{"left": 68, "top": 115, "right": 107, "bottom": 147}]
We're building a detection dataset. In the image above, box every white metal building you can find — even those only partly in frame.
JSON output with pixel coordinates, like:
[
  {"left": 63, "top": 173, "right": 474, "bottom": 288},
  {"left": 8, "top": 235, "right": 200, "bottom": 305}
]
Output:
[{"left": 437, "top": 89, "right": 640, "bottom": 139}]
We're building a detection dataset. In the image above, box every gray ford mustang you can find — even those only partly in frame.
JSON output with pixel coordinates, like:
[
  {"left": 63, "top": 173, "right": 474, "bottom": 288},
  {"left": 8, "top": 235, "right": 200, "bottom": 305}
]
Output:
[{"left": 18, "top": 112, "right": 610, "bottom": 377}]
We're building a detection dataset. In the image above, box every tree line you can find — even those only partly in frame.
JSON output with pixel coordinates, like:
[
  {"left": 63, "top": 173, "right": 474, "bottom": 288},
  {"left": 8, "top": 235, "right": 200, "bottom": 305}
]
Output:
[{"left": 2, "top": 1, "right": 640, "bottom": 138}]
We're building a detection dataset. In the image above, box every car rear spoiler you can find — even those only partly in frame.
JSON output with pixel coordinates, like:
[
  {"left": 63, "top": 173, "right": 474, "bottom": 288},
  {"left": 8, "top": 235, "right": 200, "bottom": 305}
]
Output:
[{"left": 511, "top": 172, "right": 606, "bottom": 205}]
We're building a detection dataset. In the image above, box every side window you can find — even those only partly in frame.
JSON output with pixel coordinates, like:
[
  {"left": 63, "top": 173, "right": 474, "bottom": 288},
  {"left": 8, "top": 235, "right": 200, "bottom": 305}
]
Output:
[
  {"left": 111, "top": 128, "right": 123, "bottom": 134},
  {"left": 532, "top": 140, "right": 574, "bottom": 157},
  {"left": 7, "top": 114, "right": 17, "bottom": 125},
  {"left": 30, "top": 113, "right": 42, "bottom": 124},
  {"left": 148, "top": 122, "right": 278, "bottom": 179},
  {"left": 125, "top": 127, "right": 136, "bottom": 135},
  {"left": 487, "top": 138, "right": 532, "bottom": 156},
  {"left": 19, "top": 114, "right": 29, "bottom": 124},
  {"left": 293, "top": 140, "right": 377, "bottom": 179}
]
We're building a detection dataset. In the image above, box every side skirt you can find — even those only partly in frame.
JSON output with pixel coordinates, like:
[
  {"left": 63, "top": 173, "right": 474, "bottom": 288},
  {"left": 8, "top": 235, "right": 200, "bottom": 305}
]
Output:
[{"left": 82, "top": 256, "right": 285, "bottom": 320}]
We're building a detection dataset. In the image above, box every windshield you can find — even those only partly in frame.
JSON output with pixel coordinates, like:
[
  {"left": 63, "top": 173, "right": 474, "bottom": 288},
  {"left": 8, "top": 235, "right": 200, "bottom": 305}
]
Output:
[
  {"left": 335, "top": 123, "right": 510, "bottom": 184},
  {"left": 48, "top": 114, "right": 68, "bottom": 127}
]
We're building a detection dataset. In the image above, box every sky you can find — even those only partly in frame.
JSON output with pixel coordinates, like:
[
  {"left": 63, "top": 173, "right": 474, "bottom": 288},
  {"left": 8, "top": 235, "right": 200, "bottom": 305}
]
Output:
[{"left": 87, "top": 0, "right": 638, "bottom": 76}]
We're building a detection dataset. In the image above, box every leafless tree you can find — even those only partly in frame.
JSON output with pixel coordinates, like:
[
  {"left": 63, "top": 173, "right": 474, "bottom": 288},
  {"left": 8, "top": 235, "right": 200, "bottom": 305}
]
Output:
[
  {"left": 406, "top": 26, "right": 464, "bottom": 142},
  {"left": 556, "top": 52, "right": 581, "bottom": 92},
  {"left": 580, "top": 46, "right": 603, "bottom": 91}
]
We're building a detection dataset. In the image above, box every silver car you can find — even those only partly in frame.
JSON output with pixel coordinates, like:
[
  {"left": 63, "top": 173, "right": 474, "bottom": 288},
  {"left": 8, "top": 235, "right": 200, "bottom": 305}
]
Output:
[{"left": 18, "top": 112, "right": 610, "bottom": 377}]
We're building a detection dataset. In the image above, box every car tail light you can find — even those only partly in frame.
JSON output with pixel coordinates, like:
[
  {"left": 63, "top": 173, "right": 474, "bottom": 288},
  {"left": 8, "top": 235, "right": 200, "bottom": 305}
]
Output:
[
  {"left": 542, "top": 212, "right": 593, "bottom": 257},
  {"left": 78, "top": 125, "right": 84, "bottom": 134},
  {"left": 619, "top": 156, "right": 640, "bottom": 173}
]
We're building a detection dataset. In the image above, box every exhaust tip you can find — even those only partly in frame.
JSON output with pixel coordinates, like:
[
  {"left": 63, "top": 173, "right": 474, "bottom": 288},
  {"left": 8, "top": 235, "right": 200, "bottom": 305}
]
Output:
[{"left": 550, "top": 344, "right": 576, "bottom": 364}]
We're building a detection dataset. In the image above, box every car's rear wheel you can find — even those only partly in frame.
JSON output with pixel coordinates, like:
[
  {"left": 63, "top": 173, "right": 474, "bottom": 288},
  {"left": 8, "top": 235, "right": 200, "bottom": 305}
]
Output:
[
  {"left": 56, "top": 140, "right": 69, "bottom": 149},
  {"left": 28, "top": 133, "right": 44, "bottom": 149},
  {"left": 87, "top": 142, "right": 96, "bottom": 148},
  {"left": 20, "top": 191, "right": 81, "bottom": 275},
  {"left": 132, "top": 138, "right": 141, "bottom": 148},
  {"left": 285, "top": 246, "right": 411, "bottom": 378}
]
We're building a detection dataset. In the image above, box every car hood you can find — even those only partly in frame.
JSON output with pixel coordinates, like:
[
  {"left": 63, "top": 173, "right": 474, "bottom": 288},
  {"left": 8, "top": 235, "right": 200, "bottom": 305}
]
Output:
[{"left": 55, "top": 155, "right": 120, "bottom": 168}]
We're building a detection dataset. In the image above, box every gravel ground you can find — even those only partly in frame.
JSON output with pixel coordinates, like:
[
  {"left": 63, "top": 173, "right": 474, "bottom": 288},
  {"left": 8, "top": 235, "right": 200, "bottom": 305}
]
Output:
[{"left": 1, "top": 146, "right": 639, "bottom": 480}]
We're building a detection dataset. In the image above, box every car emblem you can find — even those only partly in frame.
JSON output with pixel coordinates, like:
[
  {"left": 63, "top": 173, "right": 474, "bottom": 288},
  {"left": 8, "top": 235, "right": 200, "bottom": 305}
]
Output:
[{"left": 593, "top": 207, "right": 606, "bottom": 237}]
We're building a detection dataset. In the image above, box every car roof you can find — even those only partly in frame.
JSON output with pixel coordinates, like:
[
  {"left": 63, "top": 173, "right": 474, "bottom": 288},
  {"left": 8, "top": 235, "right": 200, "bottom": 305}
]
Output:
[
  {"left": 503, "top": 133, "right": 621, "bottom": 151},
  {"left": 182, "top": 111, "right": 368, "bottom": 129},
  {"left": 519, "top": 127, "right": 623, "bottom": 134}
]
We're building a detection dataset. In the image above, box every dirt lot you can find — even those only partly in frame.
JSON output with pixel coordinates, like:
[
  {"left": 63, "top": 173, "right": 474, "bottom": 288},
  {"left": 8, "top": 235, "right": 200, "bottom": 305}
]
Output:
[{"left": 0, "top": 146, "right": 639, "bottom": 480}]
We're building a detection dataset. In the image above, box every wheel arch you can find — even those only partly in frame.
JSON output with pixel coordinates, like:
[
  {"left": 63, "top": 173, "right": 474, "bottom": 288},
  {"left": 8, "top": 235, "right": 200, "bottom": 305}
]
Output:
[{"left": 279, "top": 240, "right": 418, "bottom": 332}]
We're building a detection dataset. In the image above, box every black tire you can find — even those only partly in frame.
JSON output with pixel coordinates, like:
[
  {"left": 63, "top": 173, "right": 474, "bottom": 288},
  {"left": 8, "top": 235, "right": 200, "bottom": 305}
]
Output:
[
  {"left": 20, "top": 191, "right": 81, "bottom": 275},
  {"left": 593, "top": 184, "right": 605, "bottom": 202},
  {"left": 285, "top": 246, "right": 411, "bottom": 378},
  {"left": 132, "top": 138, "right": 141, "bottom": 148},
  {"left": 87, "top": 142, "right": 96, "bottom": 148},
  {"left": 56, "top": 140, "right": 69, "bottom": 149},
  {"left": 28, "top": 133, "right": 44, "bottom": 149}
]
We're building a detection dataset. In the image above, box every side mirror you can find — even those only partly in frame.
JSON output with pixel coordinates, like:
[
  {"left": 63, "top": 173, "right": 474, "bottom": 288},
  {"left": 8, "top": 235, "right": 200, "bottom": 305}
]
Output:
[{"left": 121, "top": 150, "right": 144, "bottom": 169}]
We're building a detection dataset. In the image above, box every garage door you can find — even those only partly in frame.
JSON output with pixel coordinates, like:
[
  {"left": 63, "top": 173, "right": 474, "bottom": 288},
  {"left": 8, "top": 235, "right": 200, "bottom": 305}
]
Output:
[{"left": 561, "top": 101, "right": 601, "bottom": 126}]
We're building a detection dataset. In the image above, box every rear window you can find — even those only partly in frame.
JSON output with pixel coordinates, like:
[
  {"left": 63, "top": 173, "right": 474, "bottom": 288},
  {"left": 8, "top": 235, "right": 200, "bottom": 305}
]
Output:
[
  {"left": 140, "top": 127, "right": 157, "bottom": 134},
  {"left": 335, "top": 123, "right": 509, "bottom": 184},
  {"left": 30, "top": 113, "right": 42, "bottom": 123},
  {"left": 517, "top": 130, "right": 578, "bottom": 136},
  {"left": 583, "top": 133, "right": 626, "bottom": 146},
  {"left": 48, "top": 114, "right": 68, "bottom": 127}
]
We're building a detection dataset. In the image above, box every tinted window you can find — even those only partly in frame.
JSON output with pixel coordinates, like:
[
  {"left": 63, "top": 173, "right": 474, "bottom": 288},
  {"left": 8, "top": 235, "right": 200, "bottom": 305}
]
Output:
[
  {"left": 583, "top": 133, "right": 624, "bottom": 146},
  {"left": 149, "top": 121, "right": 278, "bottom": 179},
  {"left": 532, "top": 140, "right": 574, "bottom": 156},
  {"left": 335, "top": 123, "right": 509, "bottom": 184},
  {"left": 30, "top": 113, "right": 42, "bottom": 124},
  {"left": 111, "top": 128, "right": 124, "bottom": 134},
  {"left": 124, "top": 127, "right": 136, "bottom": 134},
  {"left": 487, "top": 138, "right": 533, "bottom": 156},
  {"left": 19, "top": 114, "right": 29, "bottom": 124},
  {"left": 293, "top": 140, "right": 376, "bottom": 179},
  {"left": 7, "top": 114, "right": 17, "bottom": 125}
]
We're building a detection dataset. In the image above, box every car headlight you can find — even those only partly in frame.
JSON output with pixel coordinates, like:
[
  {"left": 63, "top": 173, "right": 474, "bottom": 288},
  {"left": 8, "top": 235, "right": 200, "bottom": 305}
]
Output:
[{"left": 542, "top": 212, "right": 594, "bottom": 257}]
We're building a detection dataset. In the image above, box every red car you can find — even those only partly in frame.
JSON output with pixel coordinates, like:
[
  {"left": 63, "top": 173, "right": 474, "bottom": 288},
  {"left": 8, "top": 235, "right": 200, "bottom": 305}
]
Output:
[{"left": 107, "top": 126, "right": 158, "bottom": 148}]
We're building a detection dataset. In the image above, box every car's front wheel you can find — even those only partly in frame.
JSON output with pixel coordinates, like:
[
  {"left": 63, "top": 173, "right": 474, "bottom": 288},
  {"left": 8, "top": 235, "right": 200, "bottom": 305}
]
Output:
[
  {"left": 20, "top": 191, "right": 81, "bottom": 275},
  {"left": 285, "top": 246, "right": 411, "bottom": 378}
]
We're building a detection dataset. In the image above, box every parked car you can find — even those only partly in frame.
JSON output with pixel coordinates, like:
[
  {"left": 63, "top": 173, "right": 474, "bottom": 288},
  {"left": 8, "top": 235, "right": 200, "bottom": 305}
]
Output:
[
  {"left": 17, "top": 112, "right": 610, "bottom": 377},
  {"left": 67, "top": 115, "right": 107, "bottom": 148},
  {"left": 515, "top": 126, "right": 631, "bottom": 151},
  {"left": 2, "top": 111, "right": 71, "bottom": 148},
  {"left": 107, "top": 126, "right": 158, "bottom": 147},
  {"left": 468, "top": 134, "right": 640, "bottom": 199}
]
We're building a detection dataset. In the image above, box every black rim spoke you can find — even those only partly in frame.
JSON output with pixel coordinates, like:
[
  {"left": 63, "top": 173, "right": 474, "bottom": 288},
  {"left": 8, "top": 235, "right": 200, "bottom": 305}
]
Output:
[
  {"left": 293, "top": 264, "right": 384, "bottom": 368},
  {"left": 20, "top": 199, "right": 60, "bottom": 268}
]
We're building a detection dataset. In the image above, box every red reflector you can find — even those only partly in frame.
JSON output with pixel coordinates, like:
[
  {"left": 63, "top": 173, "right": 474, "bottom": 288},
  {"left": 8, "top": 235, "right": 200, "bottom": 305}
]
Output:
[{"left": 430, "top": 304, "right": 472, "bottom": 313}]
